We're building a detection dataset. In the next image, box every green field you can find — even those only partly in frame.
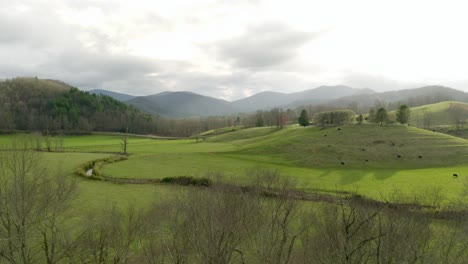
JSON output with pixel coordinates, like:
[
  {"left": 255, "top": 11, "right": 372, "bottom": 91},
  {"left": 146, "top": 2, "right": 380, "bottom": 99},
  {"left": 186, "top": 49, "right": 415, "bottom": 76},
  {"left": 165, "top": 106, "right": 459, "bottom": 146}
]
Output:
[
  {"left": 2, "top": 124, "right": 468, "bottom": 210},
  {"left": 98, "top": 125, "right": 468, "bottom": 204}
]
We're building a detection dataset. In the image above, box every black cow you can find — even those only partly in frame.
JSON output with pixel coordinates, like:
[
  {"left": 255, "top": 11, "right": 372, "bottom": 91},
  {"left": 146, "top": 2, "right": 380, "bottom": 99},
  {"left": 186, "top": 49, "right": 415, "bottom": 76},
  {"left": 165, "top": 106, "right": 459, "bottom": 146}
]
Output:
[{"left": 453, "top": 174, "right": 458, "bottom": 178}]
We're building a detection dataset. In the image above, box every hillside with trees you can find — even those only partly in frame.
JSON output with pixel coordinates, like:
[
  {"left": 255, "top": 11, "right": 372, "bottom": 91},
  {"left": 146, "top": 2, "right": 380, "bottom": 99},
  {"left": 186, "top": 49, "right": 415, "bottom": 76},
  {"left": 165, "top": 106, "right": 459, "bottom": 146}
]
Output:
[
  {"left": 0, "top": 78, "right": 154, "bottom": 134},
  {"left": 0, "top": 78, "right": 243, "bottom": 137}
]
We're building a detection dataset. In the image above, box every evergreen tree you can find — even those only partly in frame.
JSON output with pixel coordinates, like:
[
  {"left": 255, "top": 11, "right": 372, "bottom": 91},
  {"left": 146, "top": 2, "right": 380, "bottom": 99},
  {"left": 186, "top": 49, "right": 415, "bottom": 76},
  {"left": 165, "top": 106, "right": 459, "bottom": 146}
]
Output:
[{"left": 298, "top": 109, "right": 310, "bottom": 127}]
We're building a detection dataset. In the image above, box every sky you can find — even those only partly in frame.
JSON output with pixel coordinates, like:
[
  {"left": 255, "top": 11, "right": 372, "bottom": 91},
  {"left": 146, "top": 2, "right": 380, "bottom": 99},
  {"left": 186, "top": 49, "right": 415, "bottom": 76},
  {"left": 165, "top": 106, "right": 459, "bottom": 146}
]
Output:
[{"left": 1, "top": 0, "right": 468, "bottom": 101}]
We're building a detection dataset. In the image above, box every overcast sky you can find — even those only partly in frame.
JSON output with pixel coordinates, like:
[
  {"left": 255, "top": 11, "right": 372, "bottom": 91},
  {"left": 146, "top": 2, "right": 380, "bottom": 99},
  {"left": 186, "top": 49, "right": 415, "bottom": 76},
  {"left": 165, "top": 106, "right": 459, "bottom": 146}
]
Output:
[{"left": 1, "top": 0, "right": 468, "bottom": 100}]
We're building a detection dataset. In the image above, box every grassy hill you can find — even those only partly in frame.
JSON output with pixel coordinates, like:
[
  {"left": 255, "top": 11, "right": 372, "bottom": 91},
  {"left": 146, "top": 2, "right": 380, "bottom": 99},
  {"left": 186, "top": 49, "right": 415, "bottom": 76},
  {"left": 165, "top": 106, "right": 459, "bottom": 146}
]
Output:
[
  {"left": 404, "top": 101, "right": 468, "bottom": 127},
  {"left": 208, "top": 125, "right": 468, "bottom": 169}
]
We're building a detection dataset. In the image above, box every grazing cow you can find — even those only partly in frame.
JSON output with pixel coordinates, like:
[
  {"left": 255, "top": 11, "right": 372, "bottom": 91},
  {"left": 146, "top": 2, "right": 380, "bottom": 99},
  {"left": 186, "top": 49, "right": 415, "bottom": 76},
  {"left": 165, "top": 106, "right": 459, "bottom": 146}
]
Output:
[
  {"left": 453, "top": 174, "right": 458, "bottom": 178},
  {"left": 391, "top": 142, "right": 395, "bottom": 146},
  {"left": 397, "top": 155, "right": 401, "bottom": 158},
  {"left": 337, "top": 128, "right": 341, "bottom": 131},
  {"left": 340, "top": 162, "right": 345, "bottom": 165},
  {"left": 362, "top": 148, "right": 365, "bottom": 151},
  {"left": 365, "top": 159, "right": 368, "bottom": 162},
  {"left": 418, "top": 155, "right": 422, "bottom": 159},
  {"left": 324, "top": 134, "right": 327, "bottom": 137}
]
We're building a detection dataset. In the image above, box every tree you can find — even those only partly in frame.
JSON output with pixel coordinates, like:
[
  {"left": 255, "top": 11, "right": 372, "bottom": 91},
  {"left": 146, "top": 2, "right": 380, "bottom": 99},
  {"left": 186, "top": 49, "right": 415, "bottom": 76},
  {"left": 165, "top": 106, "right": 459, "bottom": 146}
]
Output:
[
  {"left": 313, "top": 110, "right": 356, "bottom": 127},
  {"left": 234, "top": 116, "right": 241, "bottom": 127},
  {"left": 121, "top": 127, "right": 129, "bottom": 155},
  {"left": 298, "top": 109, "right": 310, "bottom": 127},
  {"left": 0, "top": 141, "right": 77, "bottom": 264},
  {"left": 255, "top": 115, "right": 265, "bottom": 127},
  {"left": 448, "top": 103, "right": 466, "bottom": 130},
  {"left": 423, "top": 110, "right": 433, "bottom": 129},
  {"left": 356, "top": 114, "right": 363, "bottom": 125},
  {"left": 396, "top": 105, "right": 411, "bottom": 125},
  {"left": 375, "top": 108, "right": 388, "bottom": 126}
]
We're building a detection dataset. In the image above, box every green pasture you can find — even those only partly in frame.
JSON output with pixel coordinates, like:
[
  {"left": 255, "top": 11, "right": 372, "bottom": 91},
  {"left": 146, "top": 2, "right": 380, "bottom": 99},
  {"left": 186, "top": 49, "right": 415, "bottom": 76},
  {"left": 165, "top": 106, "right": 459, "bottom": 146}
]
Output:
[
  {"left": 96, "top": 125, "right": 468, "bottom": 204},
  {"left": 2, "top": 123, "right": 468, "bottom": 208}
]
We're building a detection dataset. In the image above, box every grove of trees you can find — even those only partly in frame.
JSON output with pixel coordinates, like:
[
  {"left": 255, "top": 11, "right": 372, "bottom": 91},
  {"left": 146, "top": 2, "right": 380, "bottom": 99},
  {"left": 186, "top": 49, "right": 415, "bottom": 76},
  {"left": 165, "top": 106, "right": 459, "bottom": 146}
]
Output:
[{"left": 313, "top": 110, "right": 356, "bottom": 126}]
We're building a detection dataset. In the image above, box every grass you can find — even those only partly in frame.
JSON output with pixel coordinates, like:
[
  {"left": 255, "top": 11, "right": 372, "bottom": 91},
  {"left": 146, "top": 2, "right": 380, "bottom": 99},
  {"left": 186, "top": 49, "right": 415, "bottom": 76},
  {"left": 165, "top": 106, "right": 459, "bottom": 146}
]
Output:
[
  {"left": 97, "top": 125, "right": 468, "bottom": 204},
  {"left": 2, "top": 123, "right": 468, "bottom": 209},
  {"left": 235, "top": 125, "right": 468, "bottom": 168}
]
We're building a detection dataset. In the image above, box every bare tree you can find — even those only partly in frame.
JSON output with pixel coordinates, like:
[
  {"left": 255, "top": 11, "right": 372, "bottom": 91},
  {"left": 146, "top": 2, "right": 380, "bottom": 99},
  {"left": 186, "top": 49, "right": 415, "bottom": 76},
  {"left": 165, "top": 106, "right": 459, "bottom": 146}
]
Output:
[
  {"left": 121, "top": 127, "right": 130, "bottom": 155},
  {"left": 72, "top": 204, "right": 143, "bottom": 264},
  {"left": 423, "top": 110, "right": 433, "bottom": 129},
  {"left": 299, "top": 195, "right": 383, "bottom": 264},
  {"left": 247, "top": 169, "right": 301, "bottom": 264},
  {"left": 0, "top": 142, "right": 77, "bottom": 264}
]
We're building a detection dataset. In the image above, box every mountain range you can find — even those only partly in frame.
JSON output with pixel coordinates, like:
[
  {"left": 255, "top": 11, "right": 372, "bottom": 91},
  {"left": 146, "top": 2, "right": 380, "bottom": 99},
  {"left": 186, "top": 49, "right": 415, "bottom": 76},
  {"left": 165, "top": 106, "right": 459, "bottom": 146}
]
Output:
[
  {"left": 90, "top": 85, "right": 372, "bottom": 118},
  {"left": 89, "top": 85, "right": 468, "bottom": 118}
]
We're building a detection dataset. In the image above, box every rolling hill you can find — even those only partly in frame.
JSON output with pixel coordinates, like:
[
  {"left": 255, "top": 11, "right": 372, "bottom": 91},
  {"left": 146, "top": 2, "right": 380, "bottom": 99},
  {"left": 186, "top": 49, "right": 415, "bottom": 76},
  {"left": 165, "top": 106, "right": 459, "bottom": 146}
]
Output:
[
  {"left": 405, "top": 101, "right": 468, "bottom": 127},
  {"left": 207, "top": 125, "right": 468, "bottom": 169}
]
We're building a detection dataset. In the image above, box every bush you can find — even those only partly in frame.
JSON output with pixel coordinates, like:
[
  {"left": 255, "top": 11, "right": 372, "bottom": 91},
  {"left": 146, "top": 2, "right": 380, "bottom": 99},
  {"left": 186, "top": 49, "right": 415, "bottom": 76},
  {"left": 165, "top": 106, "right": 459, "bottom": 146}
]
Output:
[{"left": 160, "top": 176, "right": 212, "bottom": 187}]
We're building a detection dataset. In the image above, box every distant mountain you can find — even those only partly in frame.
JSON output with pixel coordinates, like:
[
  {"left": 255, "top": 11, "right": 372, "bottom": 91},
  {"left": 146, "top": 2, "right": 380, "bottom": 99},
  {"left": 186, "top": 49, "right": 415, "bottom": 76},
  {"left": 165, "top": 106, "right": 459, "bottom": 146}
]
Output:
[
  {"left": 89, "top": 89, "right": 135, "bottom": 102},
  {"left": 331, "top": 86, "right": 468, "bottom": 108},
  {"left": 232, "top": 85, "right": 373, "bottom": 111},
  {"left": 127, "top": 91, "right": 240, "bottom": 118},
  {"left": 231, "top": 91, "right": 288, "bottom": 111},
  {"left": 286, "top": 85, "right": 374, "bottom": 107},
  {"left": 116, "top": 85, "right": 468, "bottom": 118}
]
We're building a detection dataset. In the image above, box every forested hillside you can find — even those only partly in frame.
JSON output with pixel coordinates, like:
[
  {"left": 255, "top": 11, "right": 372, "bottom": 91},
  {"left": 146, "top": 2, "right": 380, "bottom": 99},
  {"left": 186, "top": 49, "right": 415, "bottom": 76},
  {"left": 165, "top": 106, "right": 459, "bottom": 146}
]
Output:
[
  {"left": 0, "top": 78, "right": 239, "bottom": 136},
  {"left": 0, "top": 78, "right": 154, "bottom": 133}
]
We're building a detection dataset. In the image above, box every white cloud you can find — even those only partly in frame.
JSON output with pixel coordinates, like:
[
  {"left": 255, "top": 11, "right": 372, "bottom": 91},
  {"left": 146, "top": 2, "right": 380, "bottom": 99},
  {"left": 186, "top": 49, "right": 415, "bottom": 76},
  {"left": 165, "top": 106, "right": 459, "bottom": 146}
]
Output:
[{"left": 1, "top": 0, "right": 468, "bottom": 100}]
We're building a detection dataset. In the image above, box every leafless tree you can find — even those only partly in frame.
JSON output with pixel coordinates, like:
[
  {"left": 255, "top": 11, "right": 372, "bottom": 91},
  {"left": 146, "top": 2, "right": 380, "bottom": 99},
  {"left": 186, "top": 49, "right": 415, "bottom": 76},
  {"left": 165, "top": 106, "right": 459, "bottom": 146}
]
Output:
[
  {"left": 121, "top": 127, "right": 130, "bottom": 155},
  {"left": 71, "top": 204, "right": 143, "bottom": 264},
  {"left": 246, "top": 169, "right": 301, "bottom": 264},
  {"left": 0, "top": 142, "right": 77, "bottom": 264}
]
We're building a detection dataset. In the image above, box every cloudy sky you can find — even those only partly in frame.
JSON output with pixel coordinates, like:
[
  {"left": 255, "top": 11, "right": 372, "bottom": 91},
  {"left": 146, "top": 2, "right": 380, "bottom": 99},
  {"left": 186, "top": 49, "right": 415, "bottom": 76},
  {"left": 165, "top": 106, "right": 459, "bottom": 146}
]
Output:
[{"left": 1, "top": 0, "right": 468, "bottom": 100}]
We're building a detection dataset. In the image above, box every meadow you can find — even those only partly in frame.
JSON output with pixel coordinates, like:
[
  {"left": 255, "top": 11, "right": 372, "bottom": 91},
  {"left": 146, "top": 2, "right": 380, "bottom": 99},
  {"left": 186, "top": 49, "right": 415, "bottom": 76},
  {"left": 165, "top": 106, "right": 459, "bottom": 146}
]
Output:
[
  {"left": 2, "top": 124, "right": 461, "bottom": 210},
  {"left": 2, "top": 124, "right": 468, "bottom": 263}
]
